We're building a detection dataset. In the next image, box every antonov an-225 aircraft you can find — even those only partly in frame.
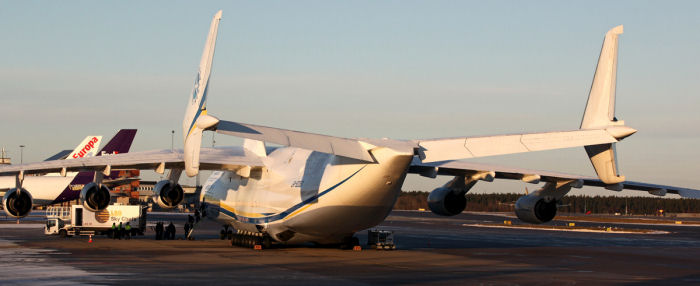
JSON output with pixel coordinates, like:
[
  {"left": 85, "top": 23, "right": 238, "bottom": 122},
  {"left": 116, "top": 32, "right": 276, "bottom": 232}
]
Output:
[{"left": 2, "top": 11, "right": 698, "bottom": 247}]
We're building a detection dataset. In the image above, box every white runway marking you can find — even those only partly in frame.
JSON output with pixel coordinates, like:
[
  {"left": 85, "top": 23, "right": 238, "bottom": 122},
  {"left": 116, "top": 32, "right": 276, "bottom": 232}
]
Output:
[
  {"left": 0, "top": 224, "right": 45, "bottom": 229},
  {"left": 462, "top": 224, "right": 670, "bottom": 234}
]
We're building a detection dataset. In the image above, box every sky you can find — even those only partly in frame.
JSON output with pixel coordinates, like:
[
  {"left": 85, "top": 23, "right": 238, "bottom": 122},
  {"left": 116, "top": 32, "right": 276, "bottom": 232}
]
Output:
[{"left": 1, "top": 1, "right": 699, "bottom": 197}]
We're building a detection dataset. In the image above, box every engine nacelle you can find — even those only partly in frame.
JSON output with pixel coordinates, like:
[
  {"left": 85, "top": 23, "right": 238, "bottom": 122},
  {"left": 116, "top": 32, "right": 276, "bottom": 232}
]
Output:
[
  {"left": 80, "top": 182, "right": 111, "bottom": 212},
  {"left": 515, "top": 194, "right": 558, "bottom": 224},
  {"left": 154, "top": 180, "right": 184, "bottom": 209},
  {"left": 2, "top": 188, "right": 33, "bottom": 218},
  {"left": 428, "top": 187, "right": 467, "bottom": 216}
]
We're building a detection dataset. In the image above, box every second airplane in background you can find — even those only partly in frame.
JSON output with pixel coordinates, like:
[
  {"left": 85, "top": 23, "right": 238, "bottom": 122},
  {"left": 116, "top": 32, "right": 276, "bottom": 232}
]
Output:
[{"left": 0, "top": 129, "right": 136, "bottom": 218}]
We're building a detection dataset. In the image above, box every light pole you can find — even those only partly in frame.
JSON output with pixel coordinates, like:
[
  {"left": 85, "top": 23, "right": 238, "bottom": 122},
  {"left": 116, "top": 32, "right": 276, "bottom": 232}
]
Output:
[
  {"left": 19, "top": 145, "right": 25, "bottom": 164},
  {"left": 171, "top": 130, "right": 175, "bottom": 151}
]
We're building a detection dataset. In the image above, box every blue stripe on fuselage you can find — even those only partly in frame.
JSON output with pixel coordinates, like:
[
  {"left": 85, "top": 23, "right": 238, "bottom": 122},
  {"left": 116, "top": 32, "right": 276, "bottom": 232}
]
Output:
[
  {"left": 186, "top": 82, "right": 209, "bottom": 137},
  {"left": 211, "top": 165, "right": 366, "bottom": 224}
]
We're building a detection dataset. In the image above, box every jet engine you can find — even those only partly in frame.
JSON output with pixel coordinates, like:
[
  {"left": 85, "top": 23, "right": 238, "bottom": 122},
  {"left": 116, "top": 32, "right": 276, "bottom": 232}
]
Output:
[
  {"left": 428, "top": 187, "right": 467, "bottom": 216},
  {"left": 80, "top": 182, "right": 111, "bottom": 212},
  {"left": 514, "top": 193, "right": 557, "bottom": 224},
  {"left": 2, "top": 188, "right": 33, "bottom": 218},
  {"left": 154, "top": 180, "right": 184, "bottom": 209}
]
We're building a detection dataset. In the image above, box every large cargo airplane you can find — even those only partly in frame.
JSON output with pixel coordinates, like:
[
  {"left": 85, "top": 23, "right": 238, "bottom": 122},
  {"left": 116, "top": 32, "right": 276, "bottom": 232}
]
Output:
[
  {"left": 1, "top": 11, "right": 697, "bottom": 247},
  {"left": 0, "top": 129, "right": 136, "bottom": 218}
]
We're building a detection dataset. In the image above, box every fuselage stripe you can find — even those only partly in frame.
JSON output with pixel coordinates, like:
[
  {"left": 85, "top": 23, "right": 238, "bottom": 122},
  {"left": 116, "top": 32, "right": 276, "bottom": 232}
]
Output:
[{"left": 208, "top": 165, "right": 366, "bottom": 224}]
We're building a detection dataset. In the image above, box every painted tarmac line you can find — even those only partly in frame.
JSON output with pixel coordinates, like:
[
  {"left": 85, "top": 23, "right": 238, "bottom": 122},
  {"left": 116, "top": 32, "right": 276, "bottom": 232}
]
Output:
[{"left": 462, "top": 224, "right": 670, "bottom": 234}]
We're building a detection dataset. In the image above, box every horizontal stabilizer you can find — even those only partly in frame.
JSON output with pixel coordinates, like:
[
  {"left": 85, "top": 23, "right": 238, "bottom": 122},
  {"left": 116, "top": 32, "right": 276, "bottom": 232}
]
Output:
[
  {"left": 216, "top": 120, "right": 374, "bottom": 162},
  {"left": 417, "top": 129, "right": 618, "bottom": 163}
]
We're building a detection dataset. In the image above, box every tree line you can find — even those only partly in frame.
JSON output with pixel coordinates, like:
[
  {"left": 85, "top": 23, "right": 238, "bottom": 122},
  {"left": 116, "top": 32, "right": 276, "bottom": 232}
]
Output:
[{"left": 394, "top": 191, "right": 700, "bottom": 214}]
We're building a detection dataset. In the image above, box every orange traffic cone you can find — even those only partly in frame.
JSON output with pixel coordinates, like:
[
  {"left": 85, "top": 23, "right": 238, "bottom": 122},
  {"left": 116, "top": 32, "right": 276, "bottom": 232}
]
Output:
[{"left": 88, "top": 234, "right": 93, "bottom": 243}]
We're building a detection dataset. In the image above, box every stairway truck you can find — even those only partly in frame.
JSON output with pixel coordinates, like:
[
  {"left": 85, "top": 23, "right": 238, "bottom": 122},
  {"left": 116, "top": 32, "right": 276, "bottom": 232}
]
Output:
[{"left": 45, "top": 204, "right": 147, "bottom": 237}]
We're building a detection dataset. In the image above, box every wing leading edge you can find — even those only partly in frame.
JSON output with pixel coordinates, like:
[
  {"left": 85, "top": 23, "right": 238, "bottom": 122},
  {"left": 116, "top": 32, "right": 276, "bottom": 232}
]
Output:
[{"left": 0, "top": 147, "right": 263, "bottom": 177}]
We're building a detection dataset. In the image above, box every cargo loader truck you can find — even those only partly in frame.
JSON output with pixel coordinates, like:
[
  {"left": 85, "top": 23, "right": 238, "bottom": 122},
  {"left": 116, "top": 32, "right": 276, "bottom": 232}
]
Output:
[{"left": 45, "top": 204, "right": 147, "bottom": 237}]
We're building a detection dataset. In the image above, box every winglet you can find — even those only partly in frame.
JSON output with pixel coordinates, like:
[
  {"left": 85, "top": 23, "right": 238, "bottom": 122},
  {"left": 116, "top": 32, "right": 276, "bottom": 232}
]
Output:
[{"left": 182, "top": 10, "right": 222, "bottom": 177}]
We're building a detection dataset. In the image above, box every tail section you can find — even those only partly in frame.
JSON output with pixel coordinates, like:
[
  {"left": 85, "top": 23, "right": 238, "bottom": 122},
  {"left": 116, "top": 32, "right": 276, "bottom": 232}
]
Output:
[
  {"left": 44, "top": 150, "right": 72, "bottom": 161},
  {"left": 182, "top": 10, "right": 222, "bottom": 177},
  {"left": 581, "top": 25, "right": 623, "bottom": 130},
  {"left": 68, "top": 136, "right": 103, "bottom": 159},
  {"left": 581, "top": 25, "right": 629, "bottom": 185},
  {"left": 98, "top": 129, "right": 137, "bottom": 155}
]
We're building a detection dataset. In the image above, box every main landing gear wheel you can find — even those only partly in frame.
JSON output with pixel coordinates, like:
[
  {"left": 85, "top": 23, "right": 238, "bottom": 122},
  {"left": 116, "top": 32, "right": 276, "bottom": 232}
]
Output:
[{"left": 230, "top": 232, "right": 271, "bottom": 249}]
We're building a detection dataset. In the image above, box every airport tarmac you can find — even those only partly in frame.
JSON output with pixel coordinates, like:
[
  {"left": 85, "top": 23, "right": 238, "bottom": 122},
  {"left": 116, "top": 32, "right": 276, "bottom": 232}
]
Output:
[{"left": 1, "top": 210, "right": 700, "bottom": 285}]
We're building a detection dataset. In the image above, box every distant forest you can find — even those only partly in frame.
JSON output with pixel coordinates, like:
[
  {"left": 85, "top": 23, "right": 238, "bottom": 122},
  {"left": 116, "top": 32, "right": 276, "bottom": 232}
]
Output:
[{"left": 394, "top": 191, "right": 700, "bottom": 214}]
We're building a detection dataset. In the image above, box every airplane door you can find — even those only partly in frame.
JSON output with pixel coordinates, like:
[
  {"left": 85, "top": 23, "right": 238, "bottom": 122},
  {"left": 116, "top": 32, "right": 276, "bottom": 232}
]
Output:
[{"left": 75, "top": 208, "right": 83, "bottom": 226}]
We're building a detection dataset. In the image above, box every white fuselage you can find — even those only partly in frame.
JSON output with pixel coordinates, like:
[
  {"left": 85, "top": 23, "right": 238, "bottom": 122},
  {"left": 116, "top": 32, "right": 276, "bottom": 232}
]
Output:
[
  {"left": 0, "top": 175, "right": 77, "bottom": 205},
  {"left": 200, "top": 147, "right": 413, "bottom": 244}
]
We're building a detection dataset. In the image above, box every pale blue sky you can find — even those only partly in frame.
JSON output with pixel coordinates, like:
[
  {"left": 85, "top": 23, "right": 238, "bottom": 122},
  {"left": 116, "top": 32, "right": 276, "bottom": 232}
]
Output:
[{"left": 1, "top": 1, "right": 699, "bottom": 196}]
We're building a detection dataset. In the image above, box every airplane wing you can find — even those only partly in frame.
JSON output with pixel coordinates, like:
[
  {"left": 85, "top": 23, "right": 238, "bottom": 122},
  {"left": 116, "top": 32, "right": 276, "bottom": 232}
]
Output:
[
  {"left": 0, "top": 147, "right": 263, "bottom": 177},
  {"left": 408, "top": 158, "right": 700, "bottom": 199},
  {"left": 216, "top": 120, "right": 376, "bottom": 162},
  {"left": 413, "top": 127, "right": 635, "bottom": 163}
]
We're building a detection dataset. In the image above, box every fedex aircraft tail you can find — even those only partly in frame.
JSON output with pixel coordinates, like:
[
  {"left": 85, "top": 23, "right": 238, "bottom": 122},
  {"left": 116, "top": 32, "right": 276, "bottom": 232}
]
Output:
[
  {"left": 182, "top": 10, "right": 222, "bottom": 177},
  {"left": 581, "top": 25, "right": 632, "bottom": 185},
  {"left": 98, "top": 129, "right": 137, "bottom": 155}
]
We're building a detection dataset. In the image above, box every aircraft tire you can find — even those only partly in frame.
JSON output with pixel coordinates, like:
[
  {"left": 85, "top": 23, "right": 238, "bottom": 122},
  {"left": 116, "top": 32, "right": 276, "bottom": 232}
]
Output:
[{"left": 262, "top": 236, "right": 272, "bottom": 249}]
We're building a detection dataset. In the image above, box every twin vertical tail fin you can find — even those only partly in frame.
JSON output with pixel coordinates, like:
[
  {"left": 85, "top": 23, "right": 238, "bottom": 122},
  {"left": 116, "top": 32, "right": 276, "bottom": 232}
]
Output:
[
  {"left": 182, "top": 10, "right": 222, "bottom": 177},
  {"left": 581, "top": 25, "right": 623, "bottom": 130},
  {"left": 581, "top": 25, "right": 633, "bottom": 184}
]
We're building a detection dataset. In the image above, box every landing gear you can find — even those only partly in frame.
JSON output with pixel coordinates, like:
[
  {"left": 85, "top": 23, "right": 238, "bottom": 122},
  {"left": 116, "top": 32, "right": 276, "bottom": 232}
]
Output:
[
  {"left": 229, "top": 230, "right": 272, "bottom": 249},
  {"left": 220, "top": 225, "right": 234, "bottom": 240}
]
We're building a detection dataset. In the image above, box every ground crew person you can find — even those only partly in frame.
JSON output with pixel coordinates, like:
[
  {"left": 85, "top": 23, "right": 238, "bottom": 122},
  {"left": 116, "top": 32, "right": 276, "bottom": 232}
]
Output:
[
  {"left": 118, "top": 222, "right": 123, "bottom": 240},
  {"left": 111, "top": 223, "right": 117, "bottom": 239},
  {"left": 184, "top": 222, "right": 191, "bottom": 240},
  {"left": 125, "top": 222, "right": 132, "bottom": 240},
  {"left": 167, "top": 222, "right": 176, "bottom": 240},
  {"left": 155, "top": 222, "right": 163, "bottom": 240}
]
